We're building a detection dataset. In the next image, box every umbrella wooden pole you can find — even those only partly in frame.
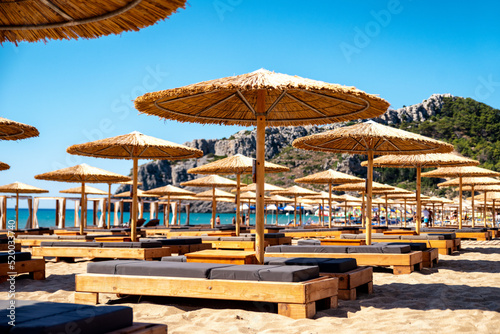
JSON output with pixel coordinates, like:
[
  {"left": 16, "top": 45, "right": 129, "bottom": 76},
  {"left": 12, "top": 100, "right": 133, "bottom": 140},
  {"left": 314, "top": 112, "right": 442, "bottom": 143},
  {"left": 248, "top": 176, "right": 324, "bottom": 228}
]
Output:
[
  {"left": 344, "top": 202, "right": 347, "bottom": 225},
  {"left": 211, "top": 187, "right": 216, "bottom": 228},
  {"left": 236, "top": 174, "right": 241, "bottom": 236},
  {"left": 166, "top": 195, "right": 171, "bottom": 227},
  {"left": 294, "top": 197, "right": 297, "bottom": 227},
  {"left": 404, "top": 199, "right": 407, "bottom": 227},
  {"left": 385, "top": 194, "right": 388, "bottom": 226},
  {"left": 276, "top": 201, "right": 279, "bottom": 225},
  {"left": 361, "top": 191, "right": 365, "bottom": 228},
  {"left": 493, "top": 199, "right": 496, "bottom": 227},
  {"left": 255, "top": 91, "right": 266, "bottom": 264},
  {"left": 321, "top": 199, "right": 325, "bottom": 226},
  {"left": 107, "top": 183, "right": 111, "bottom": 229},
  {"left": 130, "top": 158, "right": 139, "bottom": 241},
  {"left": 432, "top": 203, "right": 436, "bottom": 227},
  {"left": 80, "top": 182, "right": 85, "bottom": 235},
  {"left": 416, "top": 167, "right": 422, "bottom": 234},
  {"left": 186, "top": 203, "right": 190, "bottom": 225},
  {"left": 15, "top": 193, "right": 19, "bottom": 230},
  {"left": 328, "top": 183, "right": 332, "bottom": 228},
  {"left": 299, "top": 201, "right": 303, "bottom": 225},
  {"left": 366, "top": 151, "right": 373, "bottom": 245},
  {"left": 484, "top": 191, "right": 487, "bottom": 227},
  {"left": 471, "top": 184, "right": 475, "bottom": 228},
  {"left": 459, "top": 176, "right": 463, "bottom": 229}
]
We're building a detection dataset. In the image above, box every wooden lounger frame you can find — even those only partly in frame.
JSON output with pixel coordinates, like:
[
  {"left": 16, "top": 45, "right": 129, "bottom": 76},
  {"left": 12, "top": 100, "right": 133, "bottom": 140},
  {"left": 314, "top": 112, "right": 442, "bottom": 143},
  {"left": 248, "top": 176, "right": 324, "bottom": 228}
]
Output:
[
  {"left": 32, "top": 246, "right": 171, "bottom": 261},
  {"left": 204, "top": 240, "right": 269, "bottom": 251},
  {"left": 321, "top": 266, "right": 373, "bottom": 300},
  {"left": 163, "top": 243, "right": 212, "bottom": 255},
  {"left": 75, "top": 274, "right": 339, "bottom": 319},
  {"left": 0, "top": 259, "right": 45, "bottom": 283},
  {"left": 454, "top": 231, "right": 491, "bottom": 241},
  {"left": 0, "top": 243, "right": 21, "bottom": 251},
  {"left": 265, "top": 251, "right": 423, "bottom": 275}
]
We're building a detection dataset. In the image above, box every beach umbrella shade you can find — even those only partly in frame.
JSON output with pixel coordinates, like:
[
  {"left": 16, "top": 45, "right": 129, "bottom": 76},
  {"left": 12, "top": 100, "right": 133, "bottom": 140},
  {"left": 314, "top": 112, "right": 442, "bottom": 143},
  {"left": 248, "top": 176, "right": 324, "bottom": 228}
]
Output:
[
  {"left": 295, "top": 169, "right": 363, "bottom": 227},
  {"left": 423, "top": 166, "right": 500, "bottom": 229},
  {"left": 270, "top": 185, "right": 320, "bottom": 226},
  {"left": 0, "top": 117, "right": 39, "bottom": 140},
  {"left": 361, "top": 153, "right": 478, "bottom": 233},
  {"left": 35, "top": 164, "right": 130, "bottom": 234},
  {"left": 461, "top": 185, "right": 500, "bottom": 227},
  {"left": 0, "top": 182, "right": 48, "bottom": 229},
  {"left": 0, "top": 0, "right": 187, "bottom": 45},
  {"left": 293, "top": 120, "right": 454, "bottom": 244},
  {"left": 0, "top": 162, "right": 10, "bottom": 171},
  {"left": 302, "top": 191, "right": 344, "bottom": 226},
  {"left": 60, "top": 186, "right": 107, "bottom": 195},
  {"left": 195, "top": 188, "right": 235, "bottom": 224},
  {"left": 436, "top": 176, "right": 500, "bottom": 227},
  {"left": 67, "top": 131, "right": 203, "bottom": 241},
  {"left": 181, "top": 174, "right": 237, "bottom": 228},
  {"left": 239, "top": 183, "right": 284, "bottom": 193},
  {"left": 187, "top": 154, "right": 288, "bottom": 235},
  {"left": 119, "top": 180, "right": 143, "bottom": 186},
  {"left": 143, "top": 185, "right": 195, "bottom": 226},
  {"left": 135, "top": 68, "right": 390, "bottom": 263}
]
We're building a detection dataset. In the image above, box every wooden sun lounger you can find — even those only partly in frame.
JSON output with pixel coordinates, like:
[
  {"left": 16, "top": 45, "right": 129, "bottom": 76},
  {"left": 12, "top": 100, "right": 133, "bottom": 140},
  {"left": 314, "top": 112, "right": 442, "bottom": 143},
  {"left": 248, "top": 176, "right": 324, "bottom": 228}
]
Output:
[
  {"left": 266, "top": 251, "right": 423, "bottom": 275},
  {"left": 16, "top": 235, "right": 129, "bottom": 247},
  {"left": 0, "top": 242, "right": 21, "bottom": 251},
  {"left": 454, "top": 231, "right": 491, "bottom": 241},
  {"left": 0, "top": 253, "right": 45, "bottom": 283},
  {"left": 75, "top": 273, "right": 338, "bottom": 319},
  {"left": 321, "top": 266, "right": 373, "bottom": 300}
]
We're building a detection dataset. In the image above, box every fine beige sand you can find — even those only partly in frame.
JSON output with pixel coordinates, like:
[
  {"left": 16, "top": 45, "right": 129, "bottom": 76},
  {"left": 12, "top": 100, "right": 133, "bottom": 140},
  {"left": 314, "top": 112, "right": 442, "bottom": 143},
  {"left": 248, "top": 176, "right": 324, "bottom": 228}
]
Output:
[{"left": 2, "top": 241, "right": 499, "bottom": 334}]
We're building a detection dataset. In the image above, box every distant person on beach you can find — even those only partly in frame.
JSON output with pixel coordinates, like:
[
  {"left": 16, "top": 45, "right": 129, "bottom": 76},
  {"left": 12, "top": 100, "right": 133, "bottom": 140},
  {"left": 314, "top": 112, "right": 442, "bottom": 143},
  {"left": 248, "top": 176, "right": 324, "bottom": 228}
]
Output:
[
  {"left": 216, "top": 215, "right": 221, "bottom": 225},
  {"left": 423, "top": 208, "right": 430, "bottom": 227},
  {"left": 232, "top": 217, "right": 236, "bottom": 225}
]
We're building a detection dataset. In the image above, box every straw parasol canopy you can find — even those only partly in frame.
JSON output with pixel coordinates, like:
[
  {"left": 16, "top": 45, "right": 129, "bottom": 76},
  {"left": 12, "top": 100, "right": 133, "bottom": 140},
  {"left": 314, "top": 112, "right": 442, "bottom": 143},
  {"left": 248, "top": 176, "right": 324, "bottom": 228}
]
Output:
[
  {"left": 239, "top": 183, "right": 284, "bottom": 193},
  {"left": 35, "top": 163, "right": 130, "bottom": 234},
  {"left": 363, "top": 153, "right": 479, "bottom": 232},
  {"left": 0, "top": 117, "right": 39, "bottom": 140},
  {"left": 181, "top": 175, "right": 237, "bottom": 228},
  {"left": 67, "top": 131, "right": 203, "bottom": 241},
  {"left": 143, "top": 185, "right": 195, "bottom": 226},
  {"left": 187, "top": 153, "right": 288, "bottom": 235},
  {"left": 293, "top": 120, "right": 453, "bottom": 244},
  {"left": 0, "top": 162, "right": 10, "bottom": 171},
  {"left": 0, "top": 182, "right": 48, "bottom": 229},
  {"left": 119, "top": 180, "right": 143, "bottom": 186},
  {"left": 0, "top": 0, "right": 187, "bottom": 45},
  {"left": 196, "top": 188, "right": 235, "bottom": 199},
  {"left": 303, "top": 191, "right": 344, "bottom": 225},
  {"left": 135, "top": 68, "right": 390, "bottom": 263},
  {"left": 295, "top": 169, "right": 363, "bottom": 227},
  {"left": 270, "top": 185, "right": 320, "bottom": 226},
  {"left": 424, "top": 166, "right": 500, "bottom": 228},
  {"left": 60, "top": 186, "right": 107, "bottom": 195},
  {"left": 114, "top": 189, "right": 159, "bottom": 198}
]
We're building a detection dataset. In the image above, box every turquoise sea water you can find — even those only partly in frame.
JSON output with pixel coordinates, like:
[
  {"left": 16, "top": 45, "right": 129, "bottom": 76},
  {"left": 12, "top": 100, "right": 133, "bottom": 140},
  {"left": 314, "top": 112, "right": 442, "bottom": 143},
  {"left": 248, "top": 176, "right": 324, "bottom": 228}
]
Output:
[{"left": 5, "top": 208, "right": 319, "bottom": 228}]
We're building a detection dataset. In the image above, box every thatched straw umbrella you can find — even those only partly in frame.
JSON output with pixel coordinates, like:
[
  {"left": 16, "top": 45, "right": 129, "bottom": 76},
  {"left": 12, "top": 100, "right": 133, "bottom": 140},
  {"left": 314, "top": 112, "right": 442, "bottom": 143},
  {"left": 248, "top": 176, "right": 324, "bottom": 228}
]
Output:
[
  {"left": 462, "top": 185, "right": 500, "bottom": 227},
  {"left": 114, "top": 189, "right": 158, "bottom": 223},
  {"left": 195, "top": 188, "right": 235, "bottom": 225},
  {"left": 386, "top": 192, "right": 430, "bottom": 227},
  {"left": 0, "top": 117, "right": 39, "bottom": 140},
  {"left": 35, "top": 164, "right": 131, "bottom": 234},
  {"left": 293, "top": 120, "right": 453, "bottom": 244},
  {"left": 60, "top": 186, "right": 107, "bottom": 195},
  {"left": 361, "top": 153, "right": 478, "bottom": 232},
  {"left": 143, "top": 185, "right": 195, "bottom": 226},
  {"left": 0, "top": 0, "right": 186, "bottom": 45},
  {"left": 181, "top": 175, "right": 237, "bottom": 228},
  {"left": 187, "top": 154, "right": 288, "bottom": 235},
  {"left": 437, "top": 176, "right": 500, "bottom": 227},
  {"left": 265, "top": 194, "right": 294, "bottom": 225},
  {"left": 372, "top": 186, "right": 412, "bottom": 227},
  {"left": 335, "top": 194, "right": 363, "bottom": 225},
  {"left": 270, "top": 186, "right": 320, "bottom": 226},
  {"left": 135, "top": 68, "right": 390, "bottom": 263},
  {"left": 295, "top": 169, "right": 363, "bottom": 227},
  {"left": 333, "top": 181, "right": 394, "bottom": 227},
  {"left": 0, "top": 162, "right": 10, "bottom": 171},
  {"left": 302, "top": 191, "right": 343, "bottom": 226},
  {"left": 239, "top": 183, "right": 284, "bottom": 192},
  {"left": 67, "top": 131, "right": 202, "bottom": 241},
  {"left": 0, "top": 182, "right": 48, "bottom": 229}
]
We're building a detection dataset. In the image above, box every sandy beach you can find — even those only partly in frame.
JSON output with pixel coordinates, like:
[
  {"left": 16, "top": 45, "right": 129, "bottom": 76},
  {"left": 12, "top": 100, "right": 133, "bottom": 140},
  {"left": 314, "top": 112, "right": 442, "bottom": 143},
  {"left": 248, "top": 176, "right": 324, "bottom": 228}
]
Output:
[{"left": 2, "top": 241, "right": 499, "bottom": 334}]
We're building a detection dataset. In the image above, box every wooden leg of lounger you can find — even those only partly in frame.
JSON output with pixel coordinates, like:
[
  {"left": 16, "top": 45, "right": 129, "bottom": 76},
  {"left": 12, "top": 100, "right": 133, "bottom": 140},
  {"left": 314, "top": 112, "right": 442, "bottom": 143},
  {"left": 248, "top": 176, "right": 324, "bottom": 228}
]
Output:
[
  {"left": 338, "top": 288, "right": 356, "bottom": 300},
  {"left": 278, "top": 302, "right": 316, "bottom": 319},
  {"left": 31, "top": 270, "right": 45, "bottom": 280},
  {"left": 316, "top": 296, "right": 338, "bottom": 310},
  {"left": 74, "top": 292, "right": 99, "bottom": 305},
  {"left": 393, "top": 265, "right": 413, "bottom": 275}
]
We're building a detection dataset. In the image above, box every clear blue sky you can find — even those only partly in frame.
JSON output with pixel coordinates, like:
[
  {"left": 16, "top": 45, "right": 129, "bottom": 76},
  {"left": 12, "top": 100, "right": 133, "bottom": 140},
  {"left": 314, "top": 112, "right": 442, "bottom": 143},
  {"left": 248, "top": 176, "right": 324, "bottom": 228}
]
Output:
[{"left": 1, "top": 0, "right": 499, "bottom": 207}]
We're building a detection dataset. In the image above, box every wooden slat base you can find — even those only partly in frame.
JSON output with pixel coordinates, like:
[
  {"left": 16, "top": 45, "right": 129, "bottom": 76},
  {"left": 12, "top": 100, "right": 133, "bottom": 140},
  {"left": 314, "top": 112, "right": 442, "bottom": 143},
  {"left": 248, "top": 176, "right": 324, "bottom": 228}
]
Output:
[
  {"left": 75, "top": 274, "right": 339, "bottom": 319},
  {"left": 32, "top": 247, "right": 171, "bottom": 261},
  {"left": 0, "top": 259, "right": 45, "bottom": 283},
  {"left": 0, "top": 243, "right": 21, "bottom": 251},
  {"left": 321, "top": 266, "right": 373, "bottom": 300},
  {"left": 455, "top": 232, "right": 490, "bottom": 241},
  {"left": 185, "top": 250, "right": 258, "bottom": 264},
  {"left": 422, "top": 248, "right": 439, "bottom": 268},
  {"left": 265, "top": 251, "right": 423, "bottom": 275}
]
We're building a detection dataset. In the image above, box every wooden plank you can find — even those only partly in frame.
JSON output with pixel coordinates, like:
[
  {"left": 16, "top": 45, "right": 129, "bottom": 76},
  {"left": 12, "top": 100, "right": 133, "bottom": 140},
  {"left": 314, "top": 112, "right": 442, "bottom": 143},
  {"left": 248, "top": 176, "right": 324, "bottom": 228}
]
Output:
[
  {"left": 455, "top": 232, "right": 490, "bottom": 241},
  {"left": 0, "top": 243, "right": 21, "bottom": 251},
  {"left": 320, "top": 266, "right": 372, "bottom": 290},
  {"left": 278, "top": 302, "right": 315, "bottom": 319},
  {"left": 32, "top": 247, "right": 171, "bottom": 260},
  {"left": 94, "top": 236, "right": 132, "bottom": 242},
  {"left": 0, "top": 259, "right": 45, "bottom": 281},
  {"left": 75, "top": 274, "right": 338, "bottom": 305},
  {"left": 74, "top": 291, "right": 99, "bottom": 305}
]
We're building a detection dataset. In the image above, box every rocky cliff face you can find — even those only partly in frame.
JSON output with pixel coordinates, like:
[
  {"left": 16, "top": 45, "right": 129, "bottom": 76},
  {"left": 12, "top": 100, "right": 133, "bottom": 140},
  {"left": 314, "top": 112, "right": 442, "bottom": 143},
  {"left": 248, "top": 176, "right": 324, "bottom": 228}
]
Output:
[{"left": 117, "top": 94, "right": 455, "bottom": 212}]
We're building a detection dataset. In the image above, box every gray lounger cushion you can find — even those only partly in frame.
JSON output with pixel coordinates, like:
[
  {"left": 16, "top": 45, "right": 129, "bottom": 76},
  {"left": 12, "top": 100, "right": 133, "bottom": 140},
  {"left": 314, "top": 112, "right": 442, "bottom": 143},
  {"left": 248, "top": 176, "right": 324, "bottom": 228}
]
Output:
[
  {"left": 0, "top": 251, "right": 31, "bottom": 263},
  {"left": 220, "top": 237, "right": 254, "bottom": 241},
  {"left": 267, "top": 257, "right": 357, "bottom": 273},
  {"left": 0, "top": 300, "right": 132, "bottom": 334},
  {"left": 200, "top": 236, "right": 222, "bottom": 241},
  {"left": 347, "top": 244, "right": 411, "bottom": 254},
  {"left": 100, "top": 241, "right": 162, "bottom": 248},
  {"left": 40, "top": 241, "right": 103, "bottom": 247},
  {"left": 39, "top": 241, "right": 162, "bottom": 248},
  {"left": 240, "top": 233, "right": 286, "bottom": 238},
  {"left": 266, "top": 245, "right": 348, "bottom": 253},
  {"left": 387, "top": 242, "right": 427, "bottom": 251},
  {"left": 209, "top": 264, "right": 319, "bottom": 282},
  {"left": 161, "top": 255, "right": 187, "bottom": 262},
  {"left": 297, "top": 239, "right": 321, "bottom": 245}
]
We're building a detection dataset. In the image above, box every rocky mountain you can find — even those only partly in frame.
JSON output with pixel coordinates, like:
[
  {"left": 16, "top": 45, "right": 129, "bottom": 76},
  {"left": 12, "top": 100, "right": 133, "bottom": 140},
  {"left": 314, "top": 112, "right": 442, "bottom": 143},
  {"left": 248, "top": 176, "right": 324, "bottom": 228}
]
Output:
[{"left": 117, "top": 93, "right": 467, "bottom": 212}]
